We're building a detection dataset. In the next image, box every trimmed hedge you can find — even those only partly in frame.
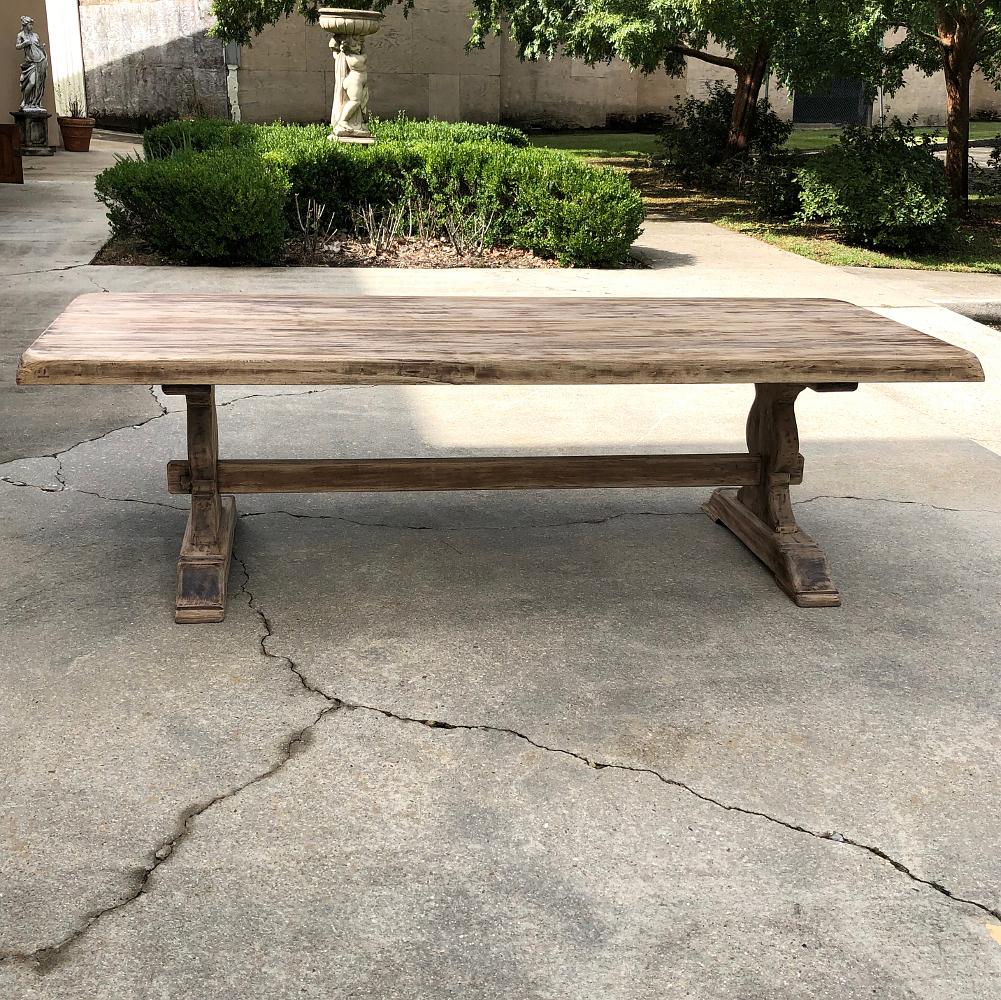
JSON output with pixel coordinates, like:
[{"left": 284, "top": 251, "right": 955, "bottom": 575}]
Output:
[
  {"left": 96, "top": 149, "right": 289, "bottom": 264},
  {"left": 142, "top": 116, "right": 530, "bottom": 160},
  {"left": 370, "top": 114, "right": 530, "bottom": 147},
  {"left": 107, "top": 117, "right": 645, "bottom": 267},
  {"left": 796, "top": 121, "right": 954, "bottom": 250},
  {"left": 142, "top": 118, "right": 255, "bottom": 159}
]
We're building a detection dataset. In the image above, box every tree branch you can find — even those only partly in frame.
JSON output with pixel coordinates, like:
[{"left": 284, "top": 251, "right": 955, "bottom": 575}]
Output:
[{"left": 667, "top": 45, "right": 740, "bottom": 72}]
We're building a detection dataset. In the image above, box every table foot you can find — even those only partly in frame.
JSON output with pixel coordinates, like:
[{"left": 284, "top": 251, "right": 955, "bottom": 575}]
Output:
[
  {"left": 704, "top": 488, "right": 840, "bottom": 607},
  {"left": 175, "top": 495, "right": 237, "bottom": 623}
]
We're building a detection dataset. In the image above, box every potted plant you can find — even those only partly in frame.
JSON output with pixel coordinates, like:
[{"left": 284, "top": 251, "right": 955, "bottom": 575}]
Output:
[{"left": 57, "top": 99, "right": 96, "bottom": 152}]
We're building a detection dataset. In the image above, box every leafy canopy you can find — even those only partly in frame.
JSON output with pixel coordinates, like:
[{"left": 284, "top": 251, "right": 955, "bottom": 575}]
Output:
[
  {"left": 878, "top": 2, "right": 1001, "bottom": 86},
  {"left": 468, "top": 0, "right": 885, "bottom": 88},
  {"left": 210, "top": 0, "right": 411, "bottom": 45}
]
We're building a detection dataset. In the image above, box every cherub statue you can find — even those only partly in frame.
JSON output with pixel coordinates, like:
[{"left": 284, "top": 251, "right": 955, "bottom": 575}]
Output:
[
  {"left": 330, "top": 37, "right": 371, "bottom": 142},
  {"left": 16, "top": 15, "right": 48, "bottom": 112}
]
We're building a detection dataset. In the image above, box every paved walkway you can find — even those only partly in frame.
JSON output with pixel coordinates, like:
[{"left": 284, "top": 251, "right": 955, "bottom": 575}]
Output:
[{"left": 1, "top": 138, "right": 1000, "bottom": 999}]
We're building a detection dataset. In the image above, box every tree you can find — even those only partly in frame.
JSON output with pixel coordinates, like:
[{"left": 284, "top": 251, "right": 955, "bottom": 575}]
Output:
[
  {"left": 878, "top": 2, "right": 1001, "bottom": 209},
  {"left": 468, "top": 1, "right": 884, "bottom": 154}
]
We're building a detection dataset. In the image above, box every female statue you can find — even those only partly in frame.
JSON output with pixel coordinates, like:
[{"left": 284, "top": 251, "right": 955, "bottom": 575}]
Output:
[{"left": 16, "top": 15, "right": 48, "bottom": 112}]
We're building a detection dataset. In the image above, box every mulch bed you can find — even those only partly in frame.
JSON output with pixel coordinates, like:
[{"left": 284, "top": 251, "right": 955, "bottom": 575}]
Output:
[{"left": 92, "top": 234, "right": 560, "bottom": 269}]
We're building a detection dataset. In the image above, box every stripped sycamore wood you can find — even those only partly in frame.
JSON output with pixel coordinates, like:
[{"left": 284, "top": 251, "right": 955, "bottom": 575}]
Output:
[
  {"left": 166, "top": 454, "right": 774, "bottom": 495},
  {"left": 165, "top": 386, "right": 236, "bottom": 624},
  {"left": 704, "top": 384, "right": 840, "bottom": 607},
  {"left": 16, "top": 294, "right": 984, "bottom": 386}
]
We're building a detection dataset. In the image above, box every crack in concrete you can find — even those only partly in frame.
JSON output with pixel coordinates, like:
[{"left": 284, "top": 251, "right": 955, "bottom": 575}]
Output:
[
  {"left": 237, "top": 507, "right": 701, "bottom": 534},
  {"left": 0, "top": 700, "right": 341, "bottom": 974},
  {"left": 233, "top": 551, "right": 342, "bottom": 704},
  {"left": 0, "top": 475, "right": 186, "bottom": 512},
  {"left": 218, "top": 386, "right": 361, "bottom": 407},
  {"left": 794, "top": 494, "right": 1001, "bottom": 517},
  {"left": 229, "top": 550, "right": 1001, "bottom": 931},
  {"left": 344, "top": 705, "right": 1001, "bottom": 927},
  {"left": 3, "top": 384, "right": 363, "bottom": 484},
  {"left": 232, "top": 557, "right": 1001, "bottom": 929},
  {"left": 6, "top": 534, "right": 998, "bottom": 971},
  {"left": 2, "top": 477, "right": 998, "bottom": 966},
  {"left": 1, "top": 262, "right": 94, "bottom": 280}
]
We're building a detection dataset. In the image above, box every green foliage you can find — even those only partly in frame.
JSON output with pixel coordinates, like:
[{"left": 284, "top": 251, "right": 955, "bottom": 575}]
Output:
[
  {"left": 142, "top": 118, "right": 254, "bottom": 158},
  {"left": 209, "top": 0, "right": 412, "bottom": 45},
  {"left": 657, "top": 82, "right": 792, "bottom": 188},
  {"left": 95, "top": 149, "right": 290, "bottom": 263},
  {"left": 117, "top": 118, "right": 644, "bottom": 266},
  {"left": 370, "top": 114, "right": 529, "bottom": 147},
  {"left": 469, "top": 1, "right": 885, "bottom": 95},
  {"left": 796, "top": 120, "right": 955, "bottom": 250},
  {"left": 263, "top": 136, "right": 644, "bottom": 265},
  {"left": 878, "top": 3, "right": 1001, "bottom": 90},
  {"left": 507, "top": 150, "right": 645, "bottom": 265},
  {"left": 746, "top": 153, "right": 803, "bottom": 220}
]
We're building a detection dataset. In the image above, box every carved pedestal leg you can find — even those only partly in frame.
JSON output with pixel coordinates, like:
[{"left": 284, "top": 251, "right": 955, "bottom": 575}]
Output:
[
  {"left": 703, "top": 383, "right": 840, "bottom": 607},
  {"left": 163, "top": 386, "right": 236, "bottom": 623}
]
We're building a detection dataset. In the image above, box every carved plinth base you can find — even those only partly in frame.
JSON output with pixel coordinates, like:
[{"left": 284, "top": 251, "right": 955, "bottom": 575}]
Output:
[
  {"left": 175, "top": 495, "right": 237, "bottom": 623},
  {"left": 331, "top": 131, "right": 375, "bottom": 145},
  {"left": 704, "top": 489, "right": 841, "bottom": 607},
  {"left": 701, "top": 382, "right": 845, "bottom": 608},
  {"left": 11, "top": 110, "right": 52, "bottom": 155}
]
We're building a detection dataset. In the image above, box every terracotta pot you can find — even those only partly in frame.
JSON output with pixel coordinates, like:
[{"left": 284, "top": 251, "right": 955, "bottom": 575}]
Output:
[
  {"left": 57, "top": 116, "right": 96, "bottom": 152},
  {"left": 318, "top": 7, "right": 384, "bottom": 37}
]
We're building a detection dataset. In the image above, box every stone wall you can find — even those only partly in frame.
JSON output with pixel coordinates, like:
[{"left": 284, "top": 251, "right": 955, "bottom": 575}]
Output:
[
  {"left": 54, "top": 1, "right": 1001, "bottom": 131},
  {"left": 237, "top": 3, "right": 685, "bottom": 128},
  {"left": 77, "top": 0, "right": 227, "bottom": 129}
]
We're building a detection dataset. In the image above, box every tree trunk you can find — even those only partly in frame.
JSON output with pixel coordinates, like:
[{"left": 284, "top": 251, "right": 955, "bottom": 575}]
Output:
[
  {"left": 939, "top": 8, "right": 978, "bottom": 212},
  {"left": 943, "top": 49, "right": 972, "bottom": 211},
  {"left": 728, "top": 41, "right": 772, "bottom": 155}
]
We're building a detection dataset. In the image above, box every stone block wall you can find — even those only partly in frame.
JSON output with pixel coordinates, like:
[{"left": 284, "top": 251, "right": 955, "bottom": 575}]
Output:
[
  {"left": 78, "top": 0, "right": 228, "bottom": 129},
  {"left": 238, "top": 3, "right": 685, "bottom": 128},
  {"left": 56, "top": 2, "right": 1001, "bottom": 131}
]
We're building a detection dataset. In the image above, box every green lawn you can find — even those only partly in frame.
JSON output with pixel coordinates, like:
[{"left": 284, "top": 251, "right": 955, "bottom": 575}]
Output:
[
  {"left": 720, "top": 202, "right": 1001, "bottom": 273},
  {"left": 529, "top": 130, "right": 1001, "bottom": 273},
  {"left": 653, "top": 176, "right": 1001, "bottom": 273},
  {"left": 531, "top": 122, "right": 1001, "bottom": 159},
  {"left": 786, "top": 121, "right": 1001, "bottom": 152},
  {"left": 529, "top": 131, "right": 660, "bottom": 159}
]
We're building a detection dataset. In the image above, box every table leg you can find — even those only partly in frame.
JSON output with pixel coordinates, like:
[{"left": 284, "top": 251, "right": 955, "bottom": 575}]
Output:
[
  {"left": 703, "top": 383, "right": 840, "bottom": 607},
  {"left": 163, "top": 385, "right": 236, "bottom": 623}
]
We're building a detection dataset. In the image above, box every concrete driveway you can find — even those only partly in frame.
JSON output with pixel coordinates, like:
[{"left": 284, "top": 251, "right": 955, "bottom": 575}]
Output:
[{"left": 1, "top": 137, "right": 999, "bottom": 999}]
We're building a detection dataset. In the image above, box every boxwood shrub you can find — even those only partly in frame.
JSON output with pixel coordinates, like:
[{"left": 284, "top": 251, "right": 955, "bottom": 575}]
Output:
[
  {"left": 369, "top": 114, "right": 530, "bottom": 147},
  {"left": 104, "top": 118, "right": 645, "bottom": 267},
  {"left": 142, "top": 115, "right": 530, "bottom": 160},
  {"left": 95, "top": 148, "right": 290, "bottom": 264},
  {"left": 796, "top": 120, "right": 955, "bottom": 250}
]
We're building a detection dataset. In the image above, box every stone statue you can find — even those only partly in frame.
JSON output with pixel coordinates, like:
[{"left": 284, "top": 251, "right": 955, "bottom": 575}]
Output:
[
  {"left": 16, "top": 15, "right": 47, "bottom": 112},
  {"left": 330, "top": 37, "right": 372, "bottom": 143}
]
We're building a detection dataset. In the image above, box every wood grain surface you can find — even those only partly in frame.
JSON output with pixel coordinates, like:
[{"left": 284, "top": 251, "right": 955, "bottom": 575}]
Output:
[
  {"left": 166, "top": 454, "right": 772, "bottom": 494},
  {"left": 16, "top": 294, "right": 984, "bottom": 386}
]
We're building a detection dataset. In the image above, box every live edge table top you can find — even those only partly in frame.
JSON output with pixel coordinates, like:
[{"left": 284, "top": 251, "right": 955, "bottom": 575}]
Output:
[{"left": 16, "top": 293, "right": 985, "bottom": 386}]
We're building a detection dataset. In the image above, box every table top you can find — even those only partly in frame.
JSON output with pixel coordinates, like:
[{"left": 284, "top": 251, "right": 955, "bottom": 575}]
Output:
[{"left": 16, "top": 294, "right": 985, "bottom": 386}]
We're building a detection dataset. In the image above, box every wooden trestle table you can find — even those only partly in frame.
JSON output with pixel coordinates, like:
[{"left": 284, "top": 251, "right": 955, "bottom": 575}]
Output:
[{"left": 17, "top": 294, "right": 984, "bottom": 622}]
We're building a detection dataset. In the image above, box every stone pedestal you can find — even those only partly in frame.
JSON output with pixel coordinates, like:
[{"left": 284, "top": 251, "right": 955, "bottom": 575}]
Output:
[{"left": 12, "top": 110, "right": 53, "bottom": 155}]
